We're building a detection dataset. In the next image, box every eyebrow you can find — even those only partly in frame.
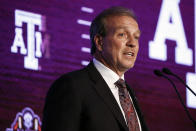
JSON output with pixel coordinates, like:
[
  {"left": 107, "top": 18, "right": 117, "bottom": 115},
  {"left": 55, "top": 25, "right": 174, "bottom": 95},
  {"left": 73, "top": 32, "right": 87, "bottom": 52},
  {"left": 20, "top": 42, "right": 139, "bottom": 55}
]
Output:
[{"left": 114, "top": 26, "right": 141, "bottom": 35}]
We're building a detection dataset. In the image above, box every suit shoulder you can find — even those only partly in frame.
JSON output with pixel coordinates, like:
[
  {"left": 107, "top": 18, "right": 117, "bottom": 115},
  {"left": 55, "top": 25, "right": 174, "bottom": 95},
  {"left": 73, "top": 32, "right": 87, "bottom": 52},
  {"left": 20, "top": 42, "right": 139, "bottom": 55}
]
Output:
[
  {"left": 49, "top": 67, "right": 89, "bottom": 91},
  {"left": 59, "top": 67, "right": 88, "bottom": 82}
]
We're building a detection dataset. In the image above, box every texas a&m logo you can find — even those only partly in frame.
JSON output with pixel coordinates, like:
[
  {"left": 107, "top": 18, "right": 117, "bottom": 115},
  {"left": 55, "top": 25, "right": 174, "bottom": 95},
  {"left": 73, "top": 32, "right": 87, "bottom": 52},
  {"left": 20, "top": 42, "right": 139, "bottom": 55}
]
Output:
[{"left": 11, "top": 9, "right": 46, "bottom": 70}]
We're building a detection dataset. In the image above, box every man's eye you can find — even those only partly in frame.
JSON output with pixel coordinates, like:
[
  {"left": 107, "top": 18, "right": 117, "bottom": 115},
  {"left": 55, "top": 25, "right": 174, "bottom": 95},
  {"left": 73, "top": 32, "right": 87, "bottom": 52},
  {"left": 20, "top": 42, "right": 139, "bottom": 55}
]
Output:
[
  {"left": 135, "top": 36, "right": 140, "bottom": 40},
  {"left": 118, "top": 33, "right": 125, "bottom": 37}
]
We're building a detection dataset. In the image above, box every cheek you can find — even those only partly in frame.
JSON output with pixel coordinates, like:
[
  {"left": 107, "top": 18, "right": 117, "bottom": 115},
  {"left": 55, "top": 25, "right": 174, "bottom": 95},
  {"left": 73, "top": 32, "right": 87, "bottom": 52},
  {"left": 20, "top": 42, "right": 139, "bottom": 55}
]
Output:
[
  {"left": 136, "top": 45, "right": 139, "bottom": 54},
  {"left": 103, "top": 38, "right": 123, "bottom": 57},
  {"left": 102, "top": 42, "right": 114, "bottom": 58},
  {"left": 112, "top": 41, "right": 123, "bottom": 57}
]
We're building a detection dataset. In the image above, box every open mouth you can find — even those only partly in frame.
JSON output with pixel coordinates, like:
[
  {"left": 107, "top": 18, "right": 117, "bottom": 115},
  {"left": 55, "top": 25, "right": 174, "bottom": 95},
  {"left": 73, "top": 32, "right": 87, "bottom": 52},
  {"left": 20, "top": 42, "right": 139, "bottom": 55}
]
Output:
[{"left": 124, "top": 52, "right": 134, "bottom": 56}]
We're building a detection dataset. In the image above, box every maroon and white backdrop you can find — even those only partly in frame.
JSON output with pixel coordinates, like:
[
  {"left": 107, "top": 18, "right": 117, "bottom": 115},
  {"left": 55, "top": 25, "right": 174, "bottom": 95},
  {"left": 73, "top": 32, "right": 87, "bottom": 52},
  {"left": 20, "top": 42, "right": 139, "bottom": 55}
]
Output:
[{"left": 0, "top": 0, "right": 196, "bottom": 130}]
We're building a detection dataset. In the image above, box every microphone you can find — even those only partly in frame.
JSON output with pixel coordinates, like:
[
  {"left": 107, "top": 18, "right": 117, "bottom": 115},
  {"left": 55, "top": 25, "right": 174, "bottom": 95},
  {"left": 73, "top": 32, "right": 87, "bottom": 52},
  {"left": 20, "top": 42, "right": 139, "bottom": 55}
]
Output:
[
  {"left": 154, "top": 70, "right": 164, "bottom": 77},
  {"left": 154, "top": 69, "right": 196, "bottom": 130},
  {"left": 162, "top": 68, "right": 196, "bottom": 97}
]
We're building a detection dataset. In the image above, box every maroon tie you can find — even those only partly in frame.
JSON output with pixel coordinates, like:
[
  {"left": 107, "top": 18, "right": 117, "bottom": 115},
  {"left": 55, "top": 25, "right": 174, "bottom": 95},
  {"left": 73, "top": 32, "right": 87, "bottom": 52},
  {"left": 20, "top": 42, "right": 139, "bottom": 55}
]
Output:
[{"left": 115, "top": 79, "right": 140, "bottom": 131}]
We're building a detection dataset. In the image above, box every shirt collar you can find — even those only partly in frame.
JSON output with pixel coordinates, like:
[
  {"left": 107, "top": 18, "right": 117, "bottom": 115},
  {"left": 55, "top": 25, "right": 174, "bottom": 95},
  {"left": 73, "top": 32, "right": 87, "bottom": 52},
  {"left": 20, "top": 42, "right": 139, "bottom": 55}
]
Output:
[{"left": 93, "top": 58, "right": 124, "bottom": 88}]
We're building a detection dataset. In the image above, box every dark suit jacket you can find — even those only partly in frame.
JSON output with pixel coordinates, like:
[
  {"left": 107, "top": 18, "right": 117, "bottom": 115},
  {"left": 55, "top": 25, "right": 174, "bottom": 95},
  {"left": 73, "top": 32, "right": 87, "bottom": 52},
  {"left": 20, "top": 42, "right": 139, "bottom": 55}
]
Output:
[{"left": 42, "top": 62, "right": 148, "bottom": 131}]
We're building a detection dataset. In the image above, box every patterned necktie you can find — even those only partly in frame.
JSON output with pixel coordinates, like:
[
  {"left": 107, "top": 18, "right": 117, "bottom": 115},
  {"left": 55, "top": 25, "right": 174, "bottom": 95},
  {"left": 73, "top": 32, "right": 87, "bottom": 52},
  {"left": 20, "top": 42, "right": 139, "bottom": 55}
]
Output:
[{"left": 115, "top": 79, "right": 140, "bottom": 131}]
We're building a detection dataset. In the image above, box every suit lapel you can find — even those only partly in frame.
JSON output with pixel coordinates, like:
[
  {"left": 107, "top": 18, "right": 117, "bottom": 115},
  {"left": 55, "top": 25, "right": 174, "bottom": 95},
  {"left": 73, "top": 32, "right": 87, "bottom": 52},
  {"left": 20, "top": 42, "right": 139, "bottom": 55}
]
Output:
[{"left": 85, "top": 62, "right": 129, "bottom": 131}]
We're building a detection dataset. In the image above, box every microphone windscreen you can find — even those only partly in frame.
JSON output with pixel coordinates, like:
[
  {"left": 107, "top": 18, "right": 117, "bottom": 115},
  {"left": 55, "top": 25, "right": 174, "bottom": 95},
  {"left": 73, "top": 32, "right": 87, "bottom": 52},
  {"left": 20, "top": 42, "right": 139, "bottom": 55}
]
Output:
[
  {"left": 154, "top": 70, "right": 163, "bottom": 77},
  {"left": 162, "top": 68, "right": 173, "bottom": 75}
]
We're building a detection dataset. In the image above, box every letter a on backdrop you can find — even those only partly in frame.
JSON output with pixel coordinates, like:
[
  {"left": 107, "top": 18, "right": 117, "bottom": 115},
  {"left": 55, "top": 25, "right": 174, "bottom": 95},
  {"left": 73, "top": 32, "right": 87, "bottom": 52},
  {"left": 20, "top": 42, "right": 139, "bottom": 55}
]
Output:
[{"left": 149, "top": 0, "right": 193, "bottom": 66}]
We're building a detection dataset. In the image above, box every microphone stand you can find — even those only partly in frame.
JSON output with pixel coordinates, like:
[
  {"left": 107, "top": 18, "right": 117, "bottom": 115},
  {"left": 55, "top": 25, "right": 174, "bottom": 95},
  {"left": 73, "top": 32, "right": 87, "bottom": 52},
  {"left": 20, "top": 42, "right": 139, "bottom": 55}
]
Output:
[
  {"left": 162, "top": 68, "right": 196, "bottom": 97},
  {"left": 154, "top": 70, "right": 196, "bottom": 130}
]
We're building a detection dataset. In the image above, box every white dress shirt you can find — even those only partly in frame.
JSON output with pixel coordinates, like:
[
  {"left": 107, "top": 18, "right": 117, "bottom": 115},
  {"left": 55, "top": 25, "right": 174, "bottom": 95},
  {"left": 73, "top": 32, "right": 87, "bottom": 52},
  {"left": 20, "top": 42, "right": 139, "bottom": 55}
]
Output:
[{"left": 93, "top": 58, "right": 142, "bottom": 131}]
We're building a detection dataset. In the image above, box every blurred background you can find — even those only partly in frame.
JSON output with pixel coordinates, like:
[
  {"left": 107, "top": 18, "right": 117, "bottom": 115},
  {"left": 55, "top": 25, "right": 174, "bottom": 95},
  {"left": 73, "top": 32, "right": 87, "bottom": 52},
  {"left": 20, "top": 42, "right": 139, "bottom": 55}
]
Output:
[{"left": 0, "top": 0, "right": 196, "bottom": 130}]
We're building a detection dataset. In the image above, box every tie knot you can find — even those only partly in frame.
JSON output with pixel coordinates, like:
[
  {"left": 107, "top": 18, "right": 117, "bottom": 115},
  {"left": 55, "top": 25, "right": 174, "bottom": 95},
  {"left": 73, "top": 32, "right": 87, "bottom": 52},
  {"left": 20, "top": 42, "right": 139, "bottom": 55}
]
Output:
[{"left": 115, "top": 79, "right": 126, "bottom": 88}]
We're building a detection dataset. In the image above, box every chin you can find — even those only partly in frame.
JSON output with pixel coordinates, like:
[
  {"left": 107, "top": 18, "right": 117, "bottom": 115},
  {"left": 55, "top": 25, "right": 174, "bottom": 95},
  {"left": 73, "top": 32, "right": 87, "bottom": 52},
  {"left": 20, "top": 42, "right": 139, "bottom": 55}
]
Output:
[
  {"left": 127, "top": 65, "right": 134, "bottom": 69},
  {"left": 123, "top": 59, "right": 135, "bottom": 67},
  {"left": 121, "top": 64, "right": 134, "bottom": 72},
  {"left": 125, "top": 62, "right": 135, "bottom": 68}
]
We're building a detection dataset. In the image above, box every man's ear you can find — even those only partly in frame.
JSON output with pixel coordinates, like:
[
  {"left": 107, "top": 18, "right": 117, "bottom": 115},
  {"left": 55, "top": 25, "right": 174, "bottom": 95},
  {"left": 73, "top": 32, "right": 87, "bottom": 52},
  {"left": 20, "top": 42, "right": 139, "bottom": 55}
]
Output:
[{"left": 94, "top": 34, "right": 103, "bottom": 52}]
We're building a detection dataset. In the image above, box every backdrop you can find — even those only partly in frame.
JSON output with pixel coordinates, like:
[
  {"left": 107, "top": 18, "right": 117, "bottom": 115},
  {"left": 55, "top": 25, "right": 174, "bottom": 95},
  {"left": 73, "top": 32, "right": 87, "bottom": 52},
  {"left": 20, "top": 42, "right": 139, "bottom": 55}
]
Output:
[{"left": 0, "top": 0, "right": 196, "bottom": 130}]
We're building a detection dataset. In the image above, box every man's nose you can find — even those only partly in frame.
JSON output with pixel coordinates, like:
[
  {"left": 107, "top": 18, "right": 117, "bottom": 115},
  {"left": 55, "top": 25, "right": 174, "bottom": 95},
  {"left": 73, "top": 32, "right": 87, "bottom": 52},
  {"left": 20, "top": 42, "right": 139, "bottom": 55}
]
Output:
[{"left": 126, "top": 35, "right": 136, "bottom": 48}]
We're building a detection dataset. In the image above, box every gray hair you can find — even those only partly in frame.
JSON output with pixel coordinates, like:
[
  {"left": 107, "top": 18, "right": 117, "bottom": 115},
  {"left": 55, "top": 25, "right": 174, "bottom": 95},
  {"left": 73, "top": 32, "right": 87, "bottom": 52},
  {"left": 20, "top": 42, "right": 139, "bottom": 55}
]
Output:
[{"left": 90, "top": 6, "right": 137, "bottom": 55}]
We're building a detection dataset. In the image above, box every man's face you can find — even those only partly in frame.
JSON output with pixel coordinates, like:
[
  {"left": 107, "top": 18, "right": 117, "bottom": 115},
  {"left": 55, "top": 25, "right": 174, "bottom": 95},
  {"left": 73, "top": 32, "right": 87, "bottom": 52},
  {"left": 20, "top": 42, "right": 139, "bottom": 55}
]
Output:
[{"left": 99, "top": 15, "right": 140, "bottom": 75}]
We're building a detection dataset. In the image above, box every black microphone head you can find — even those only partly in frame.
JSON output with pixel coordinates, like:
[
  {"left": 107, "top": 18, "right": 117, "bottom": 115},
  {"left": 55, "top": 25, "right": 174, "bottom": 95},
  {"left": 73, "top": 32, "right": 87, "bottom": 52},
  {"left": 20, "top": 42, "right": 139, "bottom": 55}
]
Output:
[
  {"left": 154, "top": 69, "right": 163, "bottom": 77},
  {"left": 162, "top": 68, "right": 173, "bottom": 75}
]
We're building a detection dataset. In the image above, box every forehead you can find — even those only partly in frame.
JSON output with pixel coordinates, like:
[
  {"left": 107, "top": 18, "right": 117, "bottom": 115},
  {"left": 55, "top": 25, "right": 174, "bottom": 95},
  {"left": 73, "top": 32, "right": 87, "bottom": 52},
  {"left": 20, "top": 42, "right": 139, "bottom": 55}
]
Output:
[{"left": 104, "top": 15, "right": 139, "bottom": 32}]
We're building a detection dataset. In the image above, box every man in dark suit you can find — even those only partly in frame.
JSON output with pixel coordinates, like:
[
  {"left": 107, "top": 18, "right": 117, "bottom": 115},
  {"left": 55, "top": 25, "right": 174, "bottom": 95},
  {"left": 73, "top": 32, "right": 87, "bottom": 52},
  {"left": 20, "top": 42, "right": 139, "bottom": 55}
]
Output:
[{"left": 42, "top": 6, "right": 148, "bottom": 131}]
